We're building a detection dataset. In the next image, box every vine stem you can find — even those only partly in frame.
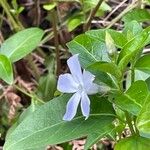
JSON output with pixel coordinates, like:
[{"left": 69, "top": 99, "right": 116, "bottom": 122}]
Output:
[
  {"left": 51, "top": 9, "right": 61, "bottom": 76},
  {"left": 13, "top": 84, "right": 45, "bottom": 104},
  {"left": 83, "top": 0, "right": 104, "bottom": 31},
  {"left": 0, "top": 0, "right": 21, "bottom": 31},
  {"left": 125, "top": 111, "right": 136, "bottom": 135}
]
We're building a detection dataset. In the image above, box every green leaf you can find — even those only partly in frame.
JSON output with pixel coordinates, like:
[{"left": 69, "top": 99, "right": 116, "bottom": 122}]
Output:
[
  {"left": 126, "top": 70, "right": 150, "bottom": 89},
  {"left": 136, "top": 94, "right": 150, "bottom": 138},
  {"left": 114, "top": 81, "right": 149, "bottom": 116},
  {"left": 122, "top": 9, "right": 150, "bottom": 23},
  {"left": 43, "top": 3, "right": 56, "bottom": 11},
  {"left": 0, "top": 54, "right": 13, "bottom": 84},
  {"left": 118, "top": 30, "right": 149, "bottom": 63},
  {"left": 86, "top": 29, "right": 127, "bottom": 48},
  {"left": 84, "top": 133, "right": 104, "bottom": 150},
  {"left": 89, "top": 69, "right": 116, "bottom": 88},
  {"left": 123, "top": 20, "right": 143, "bottom": 40},
  {"left": 36, "top": 73, "right": 56, "bottom": 101},
  {"left": 135, "top": 54, "right": 150, "bottom": 72},
  {"left": 0, "top": 28, "right": 44, "bottom": 62},
  {"left": 4, "top": 95, "right": 115, "bottom": 150},
  {"left": 117, "top": 28, "right": 150, "bottom": 72},
  {"left": 105, "top": 31, "right": 117, "bottom": 58},
  {"left": 6, "top": 100, "right": 42, "bottom": 140},
  {"left": 67, "top": 14, "right": 84, "bottom": 32},
  {"left": 67, "top": 34, "right": 109, "bottom": 67},
  {"left": 87, "top": 61, "right": 122, "bottom": 79},
  {"left": 115, "top": 136, "right": 150, "bottom": 150}
]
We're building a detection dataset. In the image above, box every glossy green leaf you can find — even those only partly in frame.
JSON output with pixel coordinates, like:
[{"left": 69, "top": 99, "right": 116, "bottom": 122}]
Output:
[
  {"left": 0, "top": 28, "right": 44, "bottom": 62},
  {"left": 43, "top": 3, "right": 56, "bottom": 11},
  {"left": 67, "top": 14, "right": 84, "bottom": 32},
  {"left": 0, "top": 54, "right": 13, "bottom": 84},
  {"left": 137, "top": 94, "right": 150, "bottom": 138},
  {"left": 126, "top": 70, "right": 150, "bottom": 89},
  {"left": 118, "top": 30, "right": 149, "bottom": 63},
  {"left": 117, "top": 29, "right": 150, "bottom": 72},
  {"left": 87, "top": 61, "right": 122, "bottom": 79},
  {"left": 67, "top": 34, "right": 109, "bottom": 67},
  {"left": 114, "top": 81, "right": 149, "bottom": 116},
  {"left": 89, "top": 69, "right": 116, "bottom": 88},
  {"left": 122, "top": 9, "right": 150, "bottom": 23},
  {"left": 135, "top": 54, "right": 150, "bottom": 72},
  {"left": 115, "top": 136, "right": 150, "bottom": 150},
  {"left": 86, "top": 29, "right": 127, "bottom": 48},
  {"left": 123, "top": 20, "right": 143, "bottom": 40},
  {"left": 4, "top": 95, "right": 115, "bottom": 150}
]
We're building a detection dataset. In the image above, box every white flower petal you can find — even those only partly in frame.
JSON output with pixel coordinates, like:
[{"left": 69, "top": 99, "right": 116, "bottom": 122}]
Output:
[
  {"left": 83, "top": 70, "right": 99, "bottom": 95},
  {"left": 57, "top": 73, "right": 78, "bottom": 93},
  {"left": 67, "top": 54, "right": 83, "bottom": 84},
  {"left": 63, "top": 92, "right": 81, "bottom": 121},
  {"left": 81, "top": 92, "right": 90, "bottom": 119}
]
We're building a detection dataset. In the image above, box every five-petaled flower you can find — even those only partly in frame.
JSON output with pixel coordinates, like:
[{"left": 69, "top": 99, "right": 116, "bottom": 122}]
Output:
[{"left": 57, "top": 54, "right": 99, "bottom": 121}]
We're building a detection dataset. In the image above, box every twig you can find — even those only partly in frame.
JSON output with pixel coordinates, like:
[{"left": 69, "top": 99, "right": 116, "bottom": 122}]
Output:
[
  {"left": 83, "top": 0, "right": 104, "bottom": 31},
  {"left": 51, "top": 9, "right": 61, "bottom": 76},
  {"left": 103, "top": 0, "right": 127, "bottom": 24},
  {"left": 106, "top": 1, "right": 138, "bottom": 29}
]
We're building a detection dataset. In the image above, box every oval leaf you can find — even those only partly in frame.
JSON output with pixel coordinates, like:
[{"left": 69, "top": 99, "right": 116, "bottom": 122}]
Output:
[
  {"left": 115, "top": 136, "right": 150, "bottom": 150},
  {"left": 0, "top": 54, "right": 13, "bottom": 84},
  {"left": 87, "top": 61, "right": 122, "bottom": 80},
  {"left": 114, "top": 81, "right": 149, "bottom": 116},
  {"left": 4, "top": 94, "right": 115, "bottom": 150},
  {"left": 137, "top": 94, "right": 150, "bottom": 138},
  {"left": 135, "top": 54, "right": 150, "bottom": 72},
  {"left": 0, "top": 28, "right": 44, "bottom": 62}
]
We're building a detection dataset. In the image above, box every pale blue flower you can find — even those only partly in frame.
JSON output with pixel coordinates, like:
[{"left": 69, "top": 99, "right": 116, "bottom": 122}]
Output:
[{"left": 57, "top": 54, "right": 99, "bottom": 121}]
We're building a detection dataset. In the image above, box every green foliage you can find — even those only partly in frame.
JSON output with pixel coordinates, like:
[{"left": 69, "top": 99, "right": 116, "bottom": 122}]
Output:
[
  {"left": 4, "top": 95, "right": 115, "bottom": 150},
  {"left": 114, "top": 81, "right": 149, "bottom": 116},
  {"left": 36, "top": 73, "right": 56, "bottom": 101},
  {"left": 0, "top": 28, "right": 44, "bottom": 84},
  {"left": 0, "top": 28, "right": 44, "bottom": 62},
  {"left": 66, "top": 0, "right": 111, "bottom": 31},
  {"left": 137, "top": 95, "right": 150, "bottom": 138},
  {"left": 67, "top": 34, "right": 109, "bottom": 67},
  {"left": 122, "top": 9, "right": 150, "bottom": 23},
  {"left": 86, "top": 29, "right": 127, "bottom": 48},
  {"left": 115, "top": 136, "right": 150, "bottom": 150},
  {"left": 0, "top": 55, "right": 13, "bottom": 84},
  {"left": 135, "top": 54, "right": 150, "bottom": 72},
  {"left": 3, "top": 11, "right": 150, "bottom": 149}
]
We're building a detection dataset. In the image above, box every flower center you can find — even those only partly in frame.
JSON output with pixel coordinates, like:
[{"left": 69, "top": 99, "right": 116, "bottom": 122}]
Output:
[{"left": 78, "top": 84, "right": 84, "bottom": 92}]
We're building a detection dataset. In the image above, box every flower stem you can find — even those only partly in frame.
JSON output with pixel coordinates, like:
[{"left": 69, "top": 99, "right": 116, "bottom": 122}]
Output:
[
  {"left": 83, "top": 0, "right": 104, "bottom": 31},
  {"left": 125, "top": 111, "right": 136, "bottom": 135}
]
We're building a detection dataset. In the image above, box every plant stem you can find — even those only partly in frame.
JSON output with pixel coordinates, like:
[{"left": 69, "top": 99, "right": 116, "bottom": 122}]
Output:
[
  {"left": 125, "top": 111, "right": 136, "bottom": 135},
  {"left": 13, "top": 84, "right": 45, "bottom": 104},
  {"left": 0, "top": 0, "right": 21, "bottom": 31},
  {"left": 83, "top": 0, "right": 104, "bottom": 31},
  {"left": 51, "top": 10, "right": 61, "bottom": 76}
]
